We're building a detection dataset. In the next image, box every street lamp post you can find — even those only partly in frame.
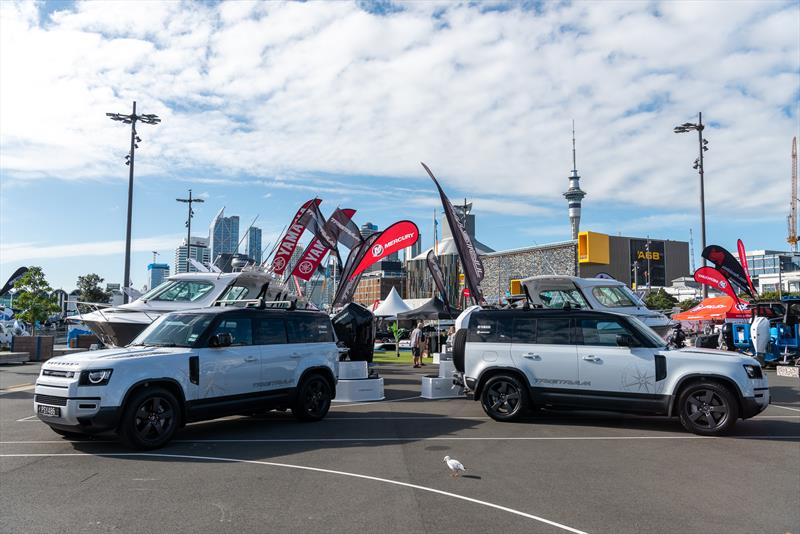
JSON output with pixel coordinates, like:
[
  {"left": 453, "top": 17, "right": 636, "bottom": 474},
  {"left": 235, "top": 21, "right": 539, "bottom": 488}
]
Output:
[
  {"left": 106, "top": 101, "right": 161, "bottom": 303},
  {"left": 176, "top": 190, "right": 204, "bottom": 273},
  {"left": 674, "top": 112, "right": 710, "bottom": 298}
]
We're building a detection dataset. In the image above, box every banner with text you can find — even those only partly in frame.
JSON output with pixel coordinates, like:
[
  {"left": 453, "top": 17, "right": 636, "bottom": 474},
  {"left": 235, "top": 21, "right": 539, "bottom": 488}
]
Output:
[
  {"left": 271, "top": 199, "right": 321, "bottom": 275},
  {"left": 701, "top": 245, "right": 754, "bottom": 299},
  {"left": 291, "top": 209, "right": 356, "bottom": 281},
  {"left": 350, "top": 220, "right": 419, "bottom": 279},
  {"left": 333, "top": 233, "right": 381, "bottom": 307},
  {"left": 426, "top": 250, "right": 451, "bottom": 312},
  {"left": 693, "top": 266, "right": 741, "bottom": 303}
]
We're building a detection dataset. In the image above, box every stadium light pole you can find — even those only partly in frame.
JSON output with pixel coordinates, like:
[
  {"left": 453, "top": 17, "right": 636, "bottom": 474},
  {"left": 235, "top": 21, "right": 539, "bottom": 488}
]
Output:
[
  {"left": 674, "top": 113, "right": 710, "bottom": 298},
  {"left": 106, "top": 101, "right": 161, "bottom": 303},
  {"left": 176, "top": 190, "right": 204, "bottom": 273}
]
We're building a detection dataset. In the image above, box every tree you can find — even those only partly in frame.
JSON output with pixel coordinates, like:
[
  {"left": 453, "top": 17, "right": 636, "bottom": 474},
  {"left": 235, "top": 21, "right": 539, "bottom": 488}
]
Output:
[
  {"left": 13, "top": 267, "right": 59, "bottom": 337},
  {"left": 679, "top": 298, "right": 700, "bottom": 312},
  {"left": 388, "top": 321, "right": 405, "bottom": 358},
  {"left": 643, "top": 288, "right": 678, "bottom": 311},
  {"left": 77, "top": 273, "right": 112, "bottom": 304}
]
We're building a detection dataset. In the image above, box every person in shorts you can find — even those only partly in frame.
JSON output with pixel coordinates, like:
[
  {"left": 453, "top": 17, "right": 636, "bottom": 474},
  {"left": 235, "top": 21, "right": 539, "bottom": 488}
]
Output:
[{"left": 410, "top": 322, "right": 423, "bottom": 368}]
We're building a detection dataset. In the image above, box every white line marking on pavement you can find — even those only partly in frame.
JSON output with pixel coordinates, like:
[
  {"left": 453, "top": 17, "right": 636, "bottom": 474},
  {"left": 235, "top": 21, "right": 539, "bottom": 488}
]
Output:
[
  {"left": 15, "top": 415, "right": 39, "bottom": 422},
  {"left": 0, "top": 383, "right": 35, "bottom": 393},
  {"left": 770, "top": 404, "right": 800, "bottom": 413},
  {"left": 0, "top": 452, "right": 590, "bottom": 534},
  {"left": 331, "top": 395, "right": 421, "bottom": 408}
]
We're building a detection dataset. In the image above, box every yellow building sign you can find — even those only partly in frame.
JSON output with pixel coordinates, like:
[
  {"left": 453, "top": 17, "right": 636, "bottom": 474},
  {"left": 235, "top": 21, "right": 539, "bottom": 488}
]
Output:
[{"left": 578, "top": 231, "right": 610, "bottom": 264}]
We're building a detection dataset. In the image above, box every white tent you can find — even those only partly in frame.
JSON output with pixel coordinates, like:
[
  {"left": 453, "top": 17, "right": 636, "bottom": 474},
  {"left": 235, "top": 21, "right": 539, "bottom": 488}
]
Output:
[{"left": 372, "top": 287, "right": 412, "bottom": 318}]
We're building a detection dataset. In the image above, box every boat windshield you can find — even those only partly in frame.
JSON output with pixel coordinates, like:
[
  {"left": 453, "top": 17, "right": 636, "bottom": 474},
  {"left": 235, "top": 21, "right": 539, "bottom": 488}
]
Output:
[
  {"left": 130, "top": 313, "right": 214, "bottom": 347},
  {"left": 592, "top": 286, "right": 637, "bottom": 308},
  {"left": 538, "top": 289, "right": 588, "bottom": 309},
  {"left": 141, "top": 280, "right": 215, "bottom": 303}
]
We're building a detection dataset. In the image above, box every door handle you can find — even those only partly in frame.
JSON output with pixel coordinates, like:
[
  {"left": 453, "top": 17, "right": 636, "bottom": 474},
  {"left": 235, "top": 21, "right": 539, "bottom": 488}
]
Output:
[
  {"left": 582, "top": 355, "right": 601, "bottom": 362},
  {"left": 523, "top": 353, "right": 541, "bottom": 360},
  {"left": 290, "top": 353, "right": 302, "bottom": 359},
  {"left": 244, "top": 356, "right": 258, "bottom": 363}
]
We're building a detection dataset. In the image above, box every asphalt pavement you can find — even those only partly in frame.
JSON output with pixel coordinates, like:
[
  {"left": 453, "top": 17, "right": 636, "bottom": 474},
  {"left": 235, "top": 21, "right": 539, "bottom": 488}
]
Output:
[{"left": 1, "top": 362, "right": 798, "bottom": 534}]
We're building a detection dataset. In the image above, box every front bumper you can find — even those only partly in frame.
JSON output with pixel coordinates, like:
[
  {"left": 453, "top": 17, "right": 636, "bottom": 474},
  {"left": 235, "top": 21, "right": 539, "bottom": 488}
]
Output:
[
  {"left": 34, "top": 383, "right": 121, "bottom": 434},
  {"left": 742, "top": 387, "right": 770, "bottom": 419}
]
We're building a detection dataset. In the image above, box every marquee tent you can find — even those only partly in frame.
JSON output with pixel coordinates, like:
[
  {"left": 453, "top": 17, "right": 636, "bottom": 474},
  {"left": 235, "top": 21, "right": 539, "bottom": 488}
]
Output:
[
  {"left": 372, "top": 287, "right": 412, "bottom": 318},
  {"left": 397, "top": 297, "right": 459, "bottom": 320},
  {"left": 671, "top": 296, "right": 750, "bottom": 322}
]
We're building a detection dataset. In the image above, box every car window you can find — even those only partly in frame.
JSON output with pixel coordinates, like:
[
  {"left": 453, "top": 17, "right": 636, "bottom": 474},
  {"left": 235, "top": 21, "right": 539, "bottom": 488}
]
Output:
[
  {"left": 131, "top": 313, "right": 213, "bottom": 347},
  {"left": 576, "top": 318, "right": 631, "bottom": 346},
  {"left": 538, "top": 290, "right": 587, "bottom": 309},
  {"left": 286, "top": 315, "right": 334, "bottom": 343},
  {"left": 536, "top": 318, "right": 572, "bottom": 345},
  {"left": 253, "top": 318, "right": 287, "bottom": 345},
  {"left": 468, "top": 315, "right": 511, "bottom": 343},
  {"left": 210, "top": 317, "right": 252, "bottom": 346},
  {"left": 591, "top": 286, "right": 636, "bottom": 308},
  {"left": 512, "top": 318, "right": 537, "bottom": 344}
]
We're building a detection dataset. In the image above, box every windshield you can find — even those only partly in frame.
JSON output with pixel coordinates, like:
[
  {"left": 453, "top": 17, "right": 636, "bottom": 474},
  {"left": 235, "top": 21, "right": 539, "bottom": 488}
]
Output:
[
  {"left": 626, "top": 316, "right": 668, "bottom": 347},
  {"left": 141, "top": 280, "right": 215, "bottom": 303},
  {"left": 130, "top": 313, "right": 214, "bottom": 347},
  {"left": 592, "top": 286, "right": 637, "bottom": 308},
  {"left": 538, "top": 289, "right": 588, "bottom": 309},
  {"left": 218, "top": 285, "right": 249, "bottom": 302}
]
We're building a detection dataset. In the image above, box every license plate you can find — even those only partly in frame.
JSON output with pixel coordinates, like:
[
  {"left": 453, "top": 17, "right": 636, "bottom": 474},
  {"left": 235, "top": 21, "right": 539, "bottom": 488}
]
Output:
[
  {"left": 37, "top": 405, "right": 61, "bottom": 417},
  {"left": 776, "top": 366, "right": 800, "bottom": 378}
]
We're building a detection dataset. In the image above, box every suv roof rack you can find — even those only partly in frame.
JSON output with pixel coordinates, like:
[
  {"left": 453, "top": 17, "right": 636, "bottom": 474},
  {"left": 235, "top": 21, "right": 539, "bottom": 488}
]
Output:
[{"left": 213, "top": 299, "right": 297, "bottom": 310}]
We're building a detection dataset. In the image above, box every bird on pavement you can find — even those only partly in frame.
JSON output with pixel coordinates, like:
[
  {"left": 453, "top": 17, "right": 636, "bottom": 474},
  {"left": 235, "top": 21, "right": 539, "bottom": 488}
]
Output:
[{"left": 442, "top": 456, "right": 466, "bottom": 477}]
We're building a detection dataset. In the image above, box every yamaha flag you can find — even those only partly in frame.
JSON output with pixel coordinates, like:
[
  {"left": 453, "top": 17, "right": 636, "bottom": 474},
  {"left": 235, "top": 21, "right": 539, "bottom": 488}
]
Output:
[
  {"left": 701, "top": 245, "right": 754, "bottom": 299},
  {"left": 421, "top": 162, "right": 486, "bottom": 305},
  {"left": 0, "top": 267, "right": 28, "bottom": 298},
  {"left": 693, "top": 266, "right": 742, "bottom": 303},
  {"left": 350, "top": 220, "right": 419, "bottom": 279},
  {"left": 271, "top": 199, "right": 321, "bottom": 275},
  {"left": 426, "top": 250, "right": 451, "bottom": 312},
  {"left": 333, "top": 233, "right": 381, "bottom": 308},
  {"left": 291, "top": 209, "right": 356, "bottom": 281}
]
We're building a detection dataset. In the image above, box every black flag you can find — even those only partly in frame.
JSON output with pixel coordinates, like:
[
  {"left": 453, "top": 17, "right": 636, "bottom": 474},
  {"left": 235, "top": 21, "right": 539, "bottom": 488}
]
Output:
[
  {"left": 0, "top": 267, "right": 28, "bottom": 298},
  {"left": 426, "top": 250, "right": 452, "bottom": 312},
  {"left": 332, "top": 233, "right": 380, "bottom": 308},
  {"left": 701, "top": 245, "right": 754, "bottom": 299},
  {"left": 329, "top": 210, "right": 363, "bottom": 250},
  {"left": 421, "top": 162, "right": 486, "bottom": 305},
  {"left": 298, "top": 201, "right": 337, "bottom": 251}
]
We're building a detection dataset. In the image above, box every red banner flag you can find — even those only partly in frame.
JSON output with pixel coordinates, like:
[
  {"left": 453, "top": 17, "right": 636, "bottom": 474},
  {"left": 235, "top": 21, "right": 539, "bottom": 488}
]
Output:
[
  {"left": 737, "top": 239, "right": 757, "bottom": 296},
  {"left": 693, "top": 266, "right": 741, "bottom": 303},
  {"left": 291, "top": 209, "right": 356, "bottom": 281},
  {"left": 350, "top": 220, "right": 419, "bottom": 279},
  {"left": 271, "top": 199, "right": 321, "bottom": 275}
]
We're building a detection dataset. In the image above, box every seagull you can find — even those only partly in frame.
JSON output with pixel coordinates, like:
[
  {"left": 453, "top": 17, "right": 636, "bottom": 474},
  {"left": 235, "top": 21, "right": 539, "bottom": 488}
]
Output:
[{"left": 442, "top": 456, "right": 466, "bottom": 477}]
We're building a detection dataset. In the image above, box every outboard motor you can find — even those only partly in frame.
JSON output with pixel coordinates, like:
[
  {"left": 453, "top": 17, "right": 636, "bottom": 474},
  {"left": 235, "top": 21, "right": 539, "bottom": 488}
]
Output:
[
  {"left": 751, "top": 316, "right": 770, "bottom": 365},
  {"left": 332, "top": 303, "right": 375, "bottom": 363}
]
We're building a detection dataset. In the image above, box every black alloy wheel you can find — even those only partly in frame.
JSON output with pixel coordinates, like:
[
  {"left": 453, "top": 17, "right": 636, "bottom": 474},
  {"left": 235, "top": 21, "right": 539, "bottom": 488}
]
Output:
[
  {"left": 120, "top": 387, "right": 179, "bottom": 450},
  {"left": 292, "top": 375, "right": 332, "bottom": 421},
  {"left": 481, "top": 375, "right": 528, "bottom": 422},
  {"left": 678, "top": 382, "right": 739, "bottom": 435}
]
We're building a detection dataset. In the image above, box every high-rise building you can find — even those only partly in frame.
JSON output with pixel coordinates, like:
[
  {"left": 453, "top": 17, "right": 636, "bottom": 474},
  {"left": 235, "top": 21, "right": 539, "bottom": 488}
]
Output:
[
  {"left": 404, "top": 234, "right": 422, "bottom": 262},
  {"left": 209, "top": 207, "right": 240, "bottom": 264},
  {"left": 563, "top": 122, "right": 587, "bottom": 240},
  {"left": 246, "top": 226, "right": 263, "bottom": 265},
  {"left": 147, "top": 263, "right": 170, "bottom": 289},
  {"left": 360, "top": 222, "right": 378, "bottom": 240},
  {"left": 175, "top": 236, "right": 211, "bottom": 274}
]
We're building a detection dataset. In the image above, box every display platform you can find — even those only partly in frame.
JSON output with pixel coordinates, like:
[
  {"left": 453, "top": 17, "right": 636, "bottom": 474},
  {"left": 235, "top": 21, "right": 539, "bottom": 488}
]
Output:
[
  {"left": 333, "top": 361, "right": 385, "bottom": 402},
  {"left": 420, "top": 358, "right": 464, "bottom": 399}
]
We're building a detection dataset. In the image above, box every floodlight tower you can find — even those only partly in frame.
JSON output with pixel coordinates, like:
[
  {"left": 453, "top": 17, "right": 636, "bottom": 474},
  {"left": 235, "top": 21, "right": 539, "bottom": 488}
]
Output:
[{"left": 563, "top": 121, "right": 587, "bottom": 240}]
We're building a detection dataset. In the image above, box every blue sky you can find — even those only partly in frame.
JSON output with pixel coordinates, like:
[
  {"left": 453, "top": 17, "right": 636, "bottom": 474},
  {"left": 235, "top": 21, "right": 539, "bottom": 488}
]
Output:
[{"left": 1, "top": 0, "right": 798, "bottom": 291}]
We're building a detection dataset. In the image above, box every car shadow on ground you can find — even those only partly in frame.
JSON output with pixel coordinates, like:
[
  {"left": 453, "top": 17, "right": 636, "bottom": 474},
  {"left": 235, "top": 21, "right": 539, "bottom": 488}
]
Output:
[{"left": 769, "top": 385, "right": 800, "bottom": 404}]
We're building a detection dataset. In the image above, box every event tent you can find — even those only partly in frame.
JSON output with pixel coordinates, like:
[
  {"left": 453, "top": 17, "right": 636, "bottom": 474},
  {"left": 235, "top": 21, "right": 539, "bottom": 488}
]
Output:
[
  {"left": 372, "top": 287, "right": 412, "bottom": 318},
  {"left": 671, "top": 296, "right": 750, "bottom": 321},
  {"left": 397, "top": 297, "right": 459, "bottom": 320}
]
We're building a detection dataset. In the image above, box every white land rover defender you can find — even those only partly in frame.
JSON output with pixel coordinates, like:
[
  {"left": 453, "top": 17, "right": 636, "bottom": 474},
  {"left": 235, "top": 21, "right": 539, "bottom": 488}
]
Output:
[
  {"left": 452, "top": 306, "right": 770, "bottom": 435},
  {"left": 35, "top": 306, "right": 339, "bottom": 449}
]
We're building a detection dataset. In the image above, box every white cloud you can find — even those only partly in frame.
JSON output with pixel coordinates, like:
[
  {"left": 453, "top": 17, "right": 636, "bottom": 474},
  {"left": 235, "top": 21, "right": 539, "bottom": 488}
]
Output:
[
  {"left": 0, "top": 234, "right": 182, "bottom": 263},
  {"left": 0, "top": 0, "right": 797, "bottom": 215}
]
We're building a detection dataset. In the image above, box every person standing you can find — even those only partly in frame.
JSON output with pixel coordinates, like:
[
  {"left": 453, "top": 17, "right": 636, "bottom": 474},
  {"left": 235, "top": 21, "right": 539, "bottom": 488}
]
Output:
[{"left": 410, "top": 322, "right": 423, "bottom": 368}]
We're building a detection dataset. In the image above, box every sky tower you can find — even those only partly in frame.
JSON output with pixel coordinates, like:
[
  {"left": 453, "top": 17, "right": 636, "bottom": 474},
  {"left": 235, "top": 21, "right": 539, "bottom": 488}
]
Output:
[{"left": 563, "top": 121, "right": 587, "bottom": 240}]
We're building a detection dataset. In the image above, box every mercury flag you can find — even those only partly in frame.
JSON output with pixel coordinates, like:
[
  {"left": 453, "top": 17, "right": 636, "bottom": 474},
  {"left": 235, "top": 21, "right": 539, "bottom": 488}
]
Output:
[
  {"left": 333, "top": 233, "right": 381, "bottom": 307},
  {"left": 736, "top": 239, "right": 757, "bottom": 296},
  {"left": 271, "top": 199, "right": 321, "bottom": 275},
  {"left": 349, "top": 220, "right": 419, "bottom": 279},
  {"left": 693, "top": 266, "right": 741, "bottom": 303},
  {"left": 701, "top": 245, "right": 754, "bottom": 299},
  {"left": 291, "top": 208, "right": 356, "bottom": 281},
  {"left": 426, "top": 250, "right": 452, "bottom": 312},
  {"left": 421, "top": 162, "right": 486, "bottom": 305},
  {"left": 0, "top": 267, "right": 28, "bottom": 298}
]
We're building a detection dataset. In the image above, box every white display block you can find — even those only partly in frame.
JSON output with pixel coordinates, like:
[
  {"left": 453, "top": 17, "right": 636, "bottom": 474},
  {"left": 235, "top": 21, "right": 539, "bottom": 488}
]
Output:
[
  {"left": 338, "top": 361, "right": 368, "bottom": 380},
  {"left": 334, "top": 377, "right": 385, "bottom": 402},
  {"left": 438, "top": 360, "right": 458, "bottom": 380},
  {"left": 421, "top": 376, "right": 465, "bottom": 399},
  {"left": 432, "top": 352, "right": 440, "bottom": 364}
]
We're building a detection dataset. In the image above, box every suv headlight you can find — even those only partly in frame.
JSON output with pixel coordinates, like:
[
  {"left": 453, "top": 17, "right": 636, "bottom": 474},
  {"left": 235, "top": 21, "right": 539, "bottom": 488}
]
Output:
[
  {"left": 79, "top": 369, "right": 113, "bottom": 386},
  {"left": 743, "top": 365, "right": 763, "bottom": 379}
]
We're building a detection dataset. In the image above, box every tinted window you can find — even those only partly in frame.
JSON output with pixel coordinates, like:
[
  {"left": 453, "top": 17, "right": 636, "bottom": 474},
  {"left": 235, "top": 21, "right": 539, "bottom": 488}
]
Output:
[
  {"left": 131, "top": 313, "right": 213, "bottom": 348},
  {"left": 254, "top": 318, "right": 287, "bottom": 345},
  {"left": 143, "top": 281, "right": 215, "bottom": 302},
  {"left": 468, "top": 314, "right": 511, "bottom": 343},
  {"left": 576, "top": 318, "right": 630, "bottom": 346},
  {"left": 287, "top": 315, "right": 334, "bottom": 343},
  {"left": 512, "top": 318, "right": 537, "bottom": 344},
  {"left": 536, "top": 318, "right": 572, "bottom": 345},
  {"left": 210, "top": 317, "right": 252, "bottom": 345}
]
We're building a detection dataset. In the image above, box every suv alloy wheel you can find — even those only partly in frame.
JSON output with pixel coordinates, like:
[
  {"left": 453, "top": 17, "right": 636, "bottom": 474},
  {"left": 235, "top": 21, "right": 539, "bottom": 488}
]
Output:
[
  {"left": 292, "top": 375, "right": 332, "bottom": 421},
  {"left": 677, "top": 381, "right": 739, "bottom": 435},
  {"left": 480, "top": 375, "right": 529, "bottom": 422},
  {"left": 119, "top": 387, "right": 180, "bottom": 450}
]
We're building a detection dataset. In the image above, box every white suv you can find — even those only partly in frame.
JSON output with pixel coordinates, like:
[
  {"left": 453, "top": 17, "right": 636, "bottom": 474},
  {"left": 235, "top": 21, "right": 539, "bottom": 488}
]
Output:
[
  {"left": 35, "top": 307, "right": 339, "bottom": 449},
  {"left": 452, "top": 306, "right": 770, "bottom": 435}
]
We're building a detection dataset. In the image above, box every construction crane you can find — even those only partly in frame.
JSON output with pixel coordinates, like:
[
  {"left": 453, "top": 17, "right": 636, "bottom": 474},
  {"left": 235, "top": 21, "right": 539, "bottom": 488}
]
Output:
[{"left": 789, "top": 136, "right": 798, "bottom": 252}]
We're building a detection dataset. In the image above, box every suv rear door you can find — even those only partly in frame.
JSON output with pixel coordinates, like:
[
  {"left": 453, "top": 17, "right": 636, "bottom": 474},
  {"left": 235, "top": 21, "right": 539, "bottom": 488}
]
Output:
[
  {"left": 253, "top": 314, "right": 294, "bottom": 391},
  {"left": 510, "top": 315, "right": 579, "bottom": 400},
  {"left": 198, "top": 313, "right": 261, "bottom": 398}
]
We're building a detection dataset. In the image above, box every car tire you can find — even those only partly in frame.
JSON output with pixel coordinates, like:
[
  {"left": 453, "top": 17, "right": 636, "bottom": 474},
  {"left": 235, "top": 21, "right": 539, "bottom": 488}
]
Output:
[
  {"left": 677, "top": 381, "right": 739, "bottom": 436},
  {"left": 119, "top": 387, "right": 180, "bottom": 450},
  {"left": 452, "top": 329, "right": 467, "bottom": 372},
  {"left": 292, "top": 375, "right": 332, "bottom": 422},
  {"left": 480, "top": 375, "right": 529, "bottom": 422}
]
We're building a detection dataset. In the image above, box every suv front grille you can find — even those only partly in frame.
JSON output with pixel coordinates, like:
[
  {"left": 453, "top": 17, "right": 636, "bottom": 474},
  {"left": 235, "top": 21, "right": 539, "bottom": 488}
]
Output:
[{"left": 35, "top": 394, "right": 68, "bottom": 406}]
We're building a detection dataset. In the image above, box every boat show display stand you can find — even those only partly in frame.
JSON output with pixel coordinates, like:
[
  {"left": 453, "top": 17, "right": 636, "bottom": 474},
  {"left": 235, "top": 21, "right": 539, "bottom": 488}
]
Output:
[
  {"left": 333, "top": 361, "right": 385, "bottom": 402},
  {"left": 421, "top": 357, "right": 465, "bottom": 399}
]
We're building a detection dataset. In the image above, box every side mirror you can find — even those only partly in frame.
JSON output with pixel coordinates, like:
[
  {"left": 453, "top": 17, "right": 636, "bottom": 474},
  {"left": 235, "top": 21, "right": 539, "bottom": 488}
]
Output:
[
  {"left": 616, "top": 334, "right": 635, "bottom": 347},
  {"left": 209, "top": 332, "right": 233, "bottom": 348}
]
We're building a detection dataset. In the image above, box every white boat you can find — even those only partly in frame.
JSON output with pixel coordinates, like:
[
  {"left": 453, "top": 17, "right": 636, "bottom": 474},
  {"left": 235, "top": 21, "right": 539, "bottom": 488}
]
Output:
[
  {"left": 70, "top": 270, "right": 295, "bottom": 347},
  {"left": 521, "top": 275, "right": 672, "bottom": 336}
]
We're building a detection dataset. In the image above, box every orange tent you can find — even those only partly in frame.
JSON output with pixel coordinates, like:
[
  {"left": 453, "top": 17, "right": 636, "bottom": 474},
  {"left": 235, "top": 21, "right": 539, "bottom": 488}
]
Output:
[{"left": 672, "top": 296, "right": 750, "bottom": 321}]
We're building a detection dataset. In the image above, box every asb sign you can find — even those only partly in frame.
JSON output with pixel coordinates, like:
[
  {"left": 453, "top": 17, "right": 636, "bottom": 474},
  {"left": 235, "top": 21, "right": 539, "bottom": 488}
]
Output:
[
  {"left": 350, "top": 220, "right": 419, "bottom": 279},
  {"left": 630, "top": 239, "right": 665, "bottom": 287}
]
